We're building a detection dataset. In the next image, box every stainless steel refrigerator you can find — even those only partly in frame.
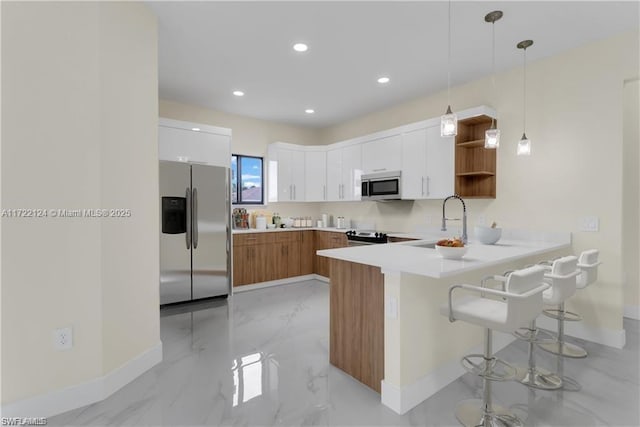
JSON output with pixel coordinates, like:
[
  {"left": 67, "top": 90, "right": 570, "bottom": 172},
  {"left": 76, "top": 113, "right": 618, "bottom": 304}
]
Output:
[{"left": 159, "top": 161, "right": 230, "bottom": 305}]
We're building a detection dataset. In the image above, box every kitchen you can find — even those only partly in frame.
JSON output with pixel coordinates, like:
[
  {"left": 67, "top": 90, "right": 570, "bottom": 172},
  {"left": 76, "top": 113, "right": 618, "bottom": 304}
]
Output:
[{"left": 1, "top": 1, "right": 639, "bottom": 426}]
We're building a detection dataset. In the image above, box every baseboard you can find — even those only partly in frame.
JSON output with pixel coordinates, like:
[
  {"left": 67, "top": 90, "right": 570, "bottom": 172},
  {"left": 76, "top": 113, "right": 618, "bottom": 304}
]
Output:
[
  {"left": 1, "top": 341, "right": 162, "bottom": 418},
  {"left": 624, "top": 305, "right": 640, "bottom": 320},
  {"left": 536, "top": 314, "right": 626, "bottom": 349},
  {"left": 232, "top": 274, "right": 328, "bottom": 293},
  {"left": 381, "top": 332, "right": 515, "bottom": 415}
]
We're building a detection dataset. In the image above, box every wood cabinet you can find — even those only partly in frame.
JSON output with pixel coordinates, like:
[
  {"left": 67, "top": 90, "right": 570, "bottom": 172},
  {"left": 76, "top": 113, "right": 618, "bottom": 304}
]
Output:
[
  {"left": 233, "top": 232, "right": 302, "bottom": 286},
  {"left": 300, "top": 230, "right": 315, "bottom": 275},
  {"left": 401, "top": 126, "right": 454, "bottom": 199},
  {"left": 362, "top": 134, "right": 401, "bottom": 174},
  {"left": 314, "top": 231, "right": 348, "bottom": 277},
  {"left": 327, "top": 145, "right": 362, "bottom": 201},
  {"left": 455, "top": 115, "right": 496, "bottom": 198}
]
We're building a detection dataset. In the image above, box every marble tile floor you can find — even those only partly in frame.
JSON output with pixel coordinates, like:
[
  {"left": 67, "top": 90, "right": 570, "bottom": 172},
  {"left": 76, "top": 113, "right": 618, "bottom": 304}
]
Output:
[{"left": 50, "top": 280, "right": 639, "bottom": 426}]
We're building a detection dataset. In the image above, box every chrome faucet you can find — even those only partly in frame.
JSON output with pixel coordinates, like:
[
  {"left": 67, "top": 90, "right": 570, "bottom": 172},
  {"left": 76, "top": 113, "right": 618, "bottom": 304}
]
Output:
[{"left": 441, "top": 194, "right": 468, "bottom": 244}]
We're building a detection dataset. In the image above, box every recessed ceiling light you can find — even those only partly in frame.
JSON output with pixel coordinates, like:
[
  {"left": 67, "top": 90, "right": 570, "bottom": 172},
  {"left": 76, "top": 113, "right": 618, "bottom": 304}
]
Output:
[
  {"left": 293, "top": 43, "right": 308, "bottom": 52},
  {"left": 233, "top": 90, "right": 244, "bottom": 97},
  {"left": 305, "top": 109, "right": 315, "bottom": 114},
  {"left": 377, "top": 77, "right": 390, "bottom": 84},
  {"left": 191, "top": 127, "right": 200, "bottom": 132}
]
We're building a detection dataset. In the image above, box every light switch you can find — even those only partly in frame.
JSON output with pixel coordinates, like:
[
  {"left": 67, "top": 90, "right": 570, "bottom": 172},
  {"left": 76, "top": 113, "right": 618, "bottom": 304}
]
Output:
[
  {"left": 385, "top": 296, "right": 398, "bottom": 319},
  {"left": 579, "top": 216, "right": 599, "bottom": 232}
]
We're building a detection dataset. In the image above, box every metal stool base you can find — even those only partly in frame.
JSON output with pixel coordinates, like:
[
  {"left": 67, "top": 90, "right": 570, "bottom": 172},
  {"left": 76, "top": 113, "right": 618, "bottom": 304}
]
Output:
[
  {"left": 514, "top": 366, "right": 563, "bottom": 390},
  {"left": 537, "top": 340, "right": 588, "bottom": 359},
  {"left": 461, "top": 354, "right": 517, "bottom": 381},
  {"left": 543, "top": 308, "right": 582, "bottom": 322},
  {"left": 455, "top": 399, "right": 523, "bottom": 427}
]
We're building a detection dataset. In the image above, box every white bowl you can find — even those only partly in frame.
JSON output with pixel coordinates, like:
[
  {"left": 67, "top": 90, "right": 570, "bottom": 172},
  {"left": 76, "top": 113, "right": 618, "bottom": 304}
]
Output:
[
  {"left": 475, "top": 226, "right": 502, "bottom": 245},
  {"left": 435, "top": 245, "right": 468, "bottom": 259}
]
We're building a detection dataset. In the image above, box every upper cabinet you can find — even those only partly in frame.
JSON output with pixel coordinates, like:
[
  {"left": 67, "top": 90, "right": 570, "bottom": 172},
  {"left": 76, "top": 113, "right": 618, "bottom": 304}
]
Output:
[
  {"left": 305, "top": 150, "right": 327, "bottom": 202},
  {"left": 267, "top": 144, "right": 306, "bottom": 202},
  {"left": 158, "top": 118, "right": 231, "bottom": 168},
  {"left": 327, "top": 144, "right": 362, "bottom": 201},
  {"left": 401, "top": 126, "right": 454, "bottom": 199},
  {"left": 455, "top": 115, "right": 496, "bottom": 198},
  {"left": 362, "top": 135, "right": 402, "bottom": 174}
]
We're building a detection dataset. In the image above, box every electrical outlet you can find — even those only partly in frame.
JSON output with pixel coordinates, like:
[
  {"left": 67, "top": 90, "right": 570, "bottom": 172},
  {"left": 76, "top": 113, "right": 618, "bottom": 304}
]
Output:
[
  {"left": 385, "top": 296, "right": 398, "bottom": 319},
  {"left": 579, "top": 216, "right": 599, "bottom": 232},
  {"left": 53, "top": 327, "right": 73, "bottom": 350}
]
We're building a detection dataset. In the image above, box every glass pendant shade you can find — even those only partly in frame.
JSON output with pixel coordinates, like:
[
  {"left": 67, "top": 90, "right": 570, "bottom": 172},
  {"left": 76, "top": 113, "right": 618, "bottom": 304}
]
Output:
[
  {"left": 485, "top": 127, "right": 500, "bottom": 149},
  {"left": 441, "top": 106, "right": 458, "bottom": 137},
  {"left": 517, "top": 134, "right": 531, "bottom": 156}
]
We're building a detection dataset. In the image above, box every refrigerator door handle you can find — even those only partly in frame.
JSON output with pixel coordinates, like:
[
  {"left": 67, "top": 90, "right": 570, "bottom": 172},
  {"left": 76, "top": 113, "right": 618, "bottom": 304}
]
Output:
[
  {"left": 185, "top": 187, "right": 191, "bottom": 249},
  {"left": 192, "top": 187, "right": 199, "bottom": 249}
]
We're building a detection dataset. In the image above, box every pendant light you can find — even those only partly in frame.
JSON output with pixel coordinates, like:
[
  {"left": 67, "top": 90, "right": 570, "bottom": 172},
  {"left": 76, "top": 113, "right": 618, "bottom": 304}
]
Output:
[
  {"left": 484, "top": 10, "right": 502, "bottom": 149},
  {"left": 440, "top": 0, "right": 457, "bottom": 137},
  {"left": 517, "top": 40, "right": 533, "bottom": 156}
]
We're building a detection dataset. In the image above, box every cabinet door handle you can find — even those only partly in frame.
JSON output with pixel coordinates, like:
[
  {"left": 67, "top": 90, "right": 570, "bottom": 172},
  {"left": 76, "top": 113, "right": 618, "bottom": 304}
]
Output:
[
  {"left": 426, "top": 176, "right": 430, "bottom": 196},
  {"left": 293, "top": 185, "right": 296, "bottom": 200},
  {"left": 323, "top": 185, "right": 326, "bottom": 200},
  {"left": 421, "top": 177, "right": 425, "bottom": 196},
  {"left": 373, "top": 168, "right": 385, "bottom": 172}
]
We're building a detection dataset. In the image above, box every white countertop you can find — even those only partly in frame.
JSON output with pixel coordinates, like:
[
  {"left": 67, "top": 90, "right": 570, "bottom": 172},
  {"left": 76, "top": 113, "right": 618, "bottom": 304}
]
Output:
[
  {"left": 232, "top": 227, "right": 348, "bottom": 234},
  {"left": 317, "top": 230, "right": 571, "bottom": 278}
]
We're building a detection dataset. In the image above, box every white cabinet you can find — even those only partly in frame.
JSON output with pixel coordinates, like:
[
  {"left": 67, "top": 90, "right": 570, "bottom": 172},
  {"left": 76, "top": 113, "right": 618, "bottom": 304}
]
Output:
[
  {"left": 305, "top": 150, "right": 327, "bottom": 201},
  {"left": 158, "top": 119, "right": 231, "bottom": 167},
  {"left": 327, "top": 145, "right": 362, "bottom": 201},
  {"left": 269, "top": 146, "right": 305, "bottom": 202},
  {"left": 401, "top": 126, "right": 454, "bottom": 199},
  {"left": 362, "top": 135, "right": 402, "bottom": 174}
]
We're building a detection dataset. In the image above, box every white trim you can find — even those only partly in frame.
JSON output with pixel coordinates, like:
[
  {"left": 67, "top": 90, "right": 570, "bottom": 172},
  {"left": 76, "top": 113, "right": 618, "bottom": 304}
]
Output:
[
  {"left": 232, "top": 274, "right": 328, "bottom": 293},
  {"left": 1, "top": 342, "right": 162, "bottom": 418},
  {"left": 381, "top": 332, "right": 514, "bottom": 415},
  {"left": 536, "top": 314, "right": 626, "bottom": 349},
  {"left": 624, "top": 305, "right": 640, "bottom": 320}
]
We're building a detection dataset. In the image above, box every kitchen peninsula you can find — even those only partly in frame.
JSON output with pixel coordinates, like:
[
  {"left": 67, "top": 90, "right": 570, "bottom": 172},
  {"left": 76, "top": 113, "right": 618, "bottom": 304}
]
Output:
[{"left": 317, "top": 230, "right": 571, "bottom": 414}]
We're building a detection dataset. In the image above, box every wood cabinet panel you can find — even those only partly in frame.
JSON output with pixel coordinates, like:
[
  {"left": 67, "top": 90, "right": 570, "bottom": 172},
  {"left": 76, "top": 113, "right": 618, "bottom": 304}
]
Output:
[
  {"left": 329, "top": 259, "right": 384, "bottom": 393},
  {"left": 314, "top": 231, "right": 348, "bottom": 277},
  {"left": 300, "top": 231, "right": 314, "bottom": 275}
]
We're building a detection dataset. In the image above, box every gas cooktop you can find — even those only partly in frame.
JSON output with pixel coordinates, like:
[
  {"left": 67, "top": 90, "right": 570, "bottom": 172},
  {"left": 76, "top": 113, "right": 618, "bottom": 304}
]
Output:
[{"left": 345, "top": 230, "right": 388, "bottom": 244}]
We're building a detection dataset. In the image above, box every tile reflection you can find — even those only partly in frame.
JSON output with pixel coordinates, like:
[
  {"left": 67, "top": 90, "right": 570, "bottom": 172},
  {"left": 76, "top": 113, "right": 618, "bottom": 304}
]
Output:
[{"left": 232, "top": 352, "right": 279, "bottom": 407}]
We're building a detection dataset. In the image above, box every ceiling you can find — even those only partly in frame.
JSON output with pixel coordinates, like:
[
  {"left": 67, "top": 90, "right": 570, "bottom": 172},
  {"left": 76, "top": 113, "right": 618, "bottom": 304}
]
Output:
[{"left": 148, "top": 1, "right": 639, "bottom": 129}]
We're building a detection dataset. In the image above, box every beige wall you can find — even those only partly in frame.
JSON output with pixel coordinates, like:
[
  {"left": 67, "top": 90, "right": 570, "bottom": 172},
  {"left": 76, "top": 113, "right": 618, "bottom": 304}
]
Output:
[
  {"left": 318, "top": 31, "right": 639, "bottom": 332},
  {"left": 159, "top": 100, "right": 320, "bottom": 155},
  {"left": 1, "top": 1, "right": 159, "bottom": 405},
  {"left": 623, "top": 79, "right": 640, "bottom": 316}
]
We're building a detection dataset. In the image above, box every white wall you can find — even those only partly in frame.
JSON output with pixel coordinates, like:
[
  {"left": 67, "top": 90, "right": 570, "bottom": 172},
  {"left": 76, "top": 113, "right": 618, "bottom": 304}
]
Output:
[
  {"left": 318, "top": 31, "right": 639, "bottom": 333},
  {"left": 623, "top": 79, "right": 640, "bottom": 319},
  {"left": 1, "top": 1, "right": 159, "bottom": 410}
]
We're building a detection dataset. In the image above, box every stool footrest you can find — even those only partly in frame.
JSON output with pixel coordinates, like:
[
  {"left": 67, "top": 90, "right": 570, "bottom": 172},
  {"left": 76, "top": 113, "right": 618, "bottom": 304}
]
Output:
[
  {"left": 537, "top": 339, "right": 588, "bottom": 358},
  {"left": 542, "top": 308, "right": 582, "bottom": 322},
  {"left": 461, "top": 354, "right": 516, "bottom": 381},
  {"left": 513, "top": 327, "right": 554, "bottom": 343}
]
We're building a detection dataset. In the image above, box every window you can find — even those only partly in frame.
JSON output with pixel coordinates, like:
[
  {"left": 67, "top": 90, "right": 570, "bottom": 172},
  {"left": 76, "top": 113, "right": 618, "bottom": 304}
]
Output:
[{"left": 231, "top": 154, "right": 264, "bottom": 205}]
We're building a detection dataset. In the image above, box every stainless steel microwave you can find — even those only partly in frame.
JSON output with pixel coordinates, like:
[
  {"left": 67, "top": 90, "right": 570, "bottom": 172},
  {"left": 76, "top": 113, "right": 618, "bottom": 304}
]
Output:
[{"left": 361, "top": 171, "right": 402, "bottom": 201}]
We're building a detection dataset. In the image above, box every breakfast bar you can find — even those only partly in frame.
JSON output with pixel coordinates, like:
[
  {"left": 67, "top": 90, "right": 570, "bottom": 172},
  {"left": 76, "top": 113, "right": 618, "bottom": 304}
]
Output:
[{"left": 317, "top": 230, "right": 571, "bottom": 414}]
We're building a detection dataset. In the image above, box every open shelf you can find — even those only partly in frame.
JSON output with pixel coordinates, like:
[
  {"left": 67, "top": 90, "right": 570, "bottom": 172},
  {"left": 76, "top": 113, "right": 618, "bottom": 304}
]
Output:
[{"left": 455, "top": 115, "right": 496, "bottom": 199}]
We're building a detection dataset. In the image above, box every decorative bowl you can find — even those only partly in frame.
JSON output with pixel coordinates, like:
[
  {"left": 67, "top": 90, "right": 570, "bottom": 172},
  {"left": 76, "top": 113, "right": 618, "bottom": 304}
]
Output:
[
  {"left": 435, "top": 245, "right": 468, "bottom": 259},
  {"left": 475, "top": 226, "right": 502, "bottom": 245}
]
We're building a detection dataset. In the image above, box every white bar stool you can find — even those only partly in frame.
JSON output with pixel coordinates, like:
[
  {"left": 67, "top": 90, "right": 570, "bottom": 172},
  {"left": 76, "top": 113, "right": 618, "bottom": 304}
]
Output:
[
  {"left": 537, "top": 251, "right": 600, "bottom": 359},
  {"left": 441, "top": 265, "right": 548, "bottom": 427}
]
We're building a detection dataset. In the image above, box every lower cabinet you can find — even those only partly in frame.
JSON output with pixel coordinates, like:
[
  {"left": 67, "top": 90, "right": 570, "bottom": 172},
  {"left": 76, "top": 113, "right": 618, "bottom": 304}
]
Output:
[
  {"left": 233, "top": 230, "right": 347, "bottom": 286},
  {"left": 314, "top": 231, "right": 348, "bottom": 278}
]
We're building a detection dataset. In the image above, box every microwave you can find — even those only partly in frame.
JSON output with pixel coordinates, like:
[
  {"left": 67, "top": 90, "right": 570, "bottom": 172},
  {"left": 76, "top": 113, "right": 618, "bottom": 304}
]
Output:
[{"left": 361, "top": 171, "right": 402, "bottom": 201}]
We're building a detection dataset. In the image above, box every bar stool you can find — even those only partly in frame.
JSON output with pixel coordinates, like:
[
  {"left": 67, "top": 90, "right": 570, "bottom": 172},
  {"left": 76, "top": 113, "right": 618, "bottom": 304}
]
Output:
[
  {"left": 442, "top": 265, "right": 548, "bottom": 427},
  {"left": 537, "top": 251, "right": 600, "bottom": 359},
  {"left": 536, "top": 256, "right": 583, "bottom": 359}
]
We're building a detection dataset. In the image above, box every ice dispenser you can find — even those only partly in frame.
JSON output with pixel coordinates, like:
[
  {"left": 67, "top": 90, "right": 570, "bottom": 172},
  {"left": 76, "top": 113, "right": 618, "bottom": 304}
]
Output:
[{"left": 162, "top": 196, "right": 187, "bottom": 234}]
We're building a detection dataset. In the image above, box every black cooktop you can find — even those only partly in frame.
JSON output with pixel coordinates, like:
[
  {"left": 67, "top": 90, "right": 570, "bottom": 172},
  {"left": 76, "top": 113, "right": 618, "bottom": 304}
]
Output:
[{"left": 345, "top": 230, "right": 388, "bottom": 244}]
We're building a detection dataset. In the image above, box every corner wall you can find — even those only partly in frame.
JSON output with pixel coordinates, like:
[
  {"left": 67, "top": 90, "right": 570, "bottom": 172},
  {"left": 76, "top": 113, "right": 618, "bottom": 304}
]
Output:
[
  {"left": 317, "top": 31, "right": 640, "bottom": 334},
  {"left": 1, "top": 1, "right": 160, "bottom": 414}
]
